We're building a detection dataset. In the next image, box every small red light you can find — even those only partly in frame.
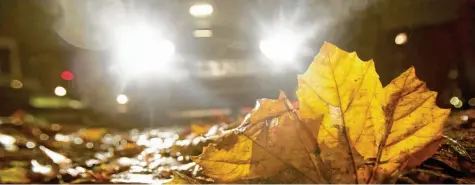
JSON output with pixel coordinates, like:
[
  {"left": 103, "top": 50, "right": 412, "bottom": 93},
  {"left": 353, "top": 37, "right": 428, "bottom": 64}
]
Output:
[{"left": 61, "top": 71, "right": 74, "bottom": 81}]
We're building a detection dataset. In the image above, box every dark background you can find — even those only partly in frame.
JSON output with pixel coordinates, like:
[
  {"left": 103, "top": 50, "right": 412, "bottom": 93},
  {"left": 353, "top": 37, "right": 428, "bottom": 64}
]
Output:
[{"left": 0, "top": 0, "right": 472, "bottom": 125}]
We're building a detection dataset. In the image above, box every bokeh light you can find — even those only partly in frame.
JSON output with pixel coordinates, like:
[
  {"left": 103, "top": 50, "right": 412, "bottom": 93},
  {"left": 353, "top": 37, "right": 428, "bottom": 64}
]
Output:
[
  {"left": 61, "top": 70, "right": 75, "bottom": 81},
  {"left": 450, "top": 96, "right": 461, "bottom": 106},
  {"left": 10, "top": 80, "right": 23, "bottom": 89},
  {"left": 468, "top": 98, "right": 475, "bottom": 106},
  {"left": 448, "top": 69, "right": 458, "bottom": 79},
  {"left": 461, "top": 115, "right": 469, "bottom": 121},
  {"left": 31, "top": 160, "right": 52, "bottom": 175},
  {"left": 0, "top": 133, "right": 16, "bottom": 145},
  {"left": 117, "top": 94, "right": 129, "bottom": 105},
  {"left": 395, "top": 32, "right": 408, "bottom": 45},
  {"left": 26, "top": 141, "right": 36, "bottom": 148},
  {"left": 260, "top": 29, "right": 301, "bottom": 62},
  {"left": 54, "top": 86, "right": 67, "bottom": 97},
  {"left": 454, "top": 101, "right": 463, "bottom": 108},
  {"left": 189, "top": 4, "right": 213, "bottom": 17},
  {"left": 113, "top": 23, "right": 175, "bottom": 76}
]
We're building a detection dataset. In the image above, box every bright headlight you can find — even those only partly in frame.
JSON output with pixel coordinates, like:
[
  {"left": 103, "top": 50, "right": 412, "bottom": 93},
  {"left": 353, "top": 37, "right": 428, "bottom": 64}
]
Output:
[
  {"left": 113, "top": 23, "right": 175, "bottom": 76},
  {"left": 259, "top": 29, "right": 301, "bottom": 63}
]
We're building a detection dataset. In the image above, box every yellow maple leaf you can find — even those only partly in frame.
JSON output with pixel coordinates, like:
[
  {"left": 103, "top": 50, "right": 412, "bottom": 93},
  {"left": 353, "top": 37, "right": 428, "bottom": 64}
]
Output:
[
  {"left": 193, "top": 92, "right": 327, "bottom": 183},
  {"left": 194, "top": 42, "right": 450, "bottom": 184},
  {"left": 297, "top": 42, "right": 383, "bottom": 183},
  {"left": 297, "top": 42, "right": 450, "bottom": 183}
]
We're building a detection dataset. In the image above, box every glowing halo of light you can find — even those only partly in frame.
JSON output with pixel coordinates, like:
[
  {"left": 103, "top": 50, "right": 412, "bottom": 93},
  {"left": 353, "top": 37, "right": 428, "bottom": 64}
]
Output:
[
  {"left": 395, "top": 33, "right": 408, "bottom": 45},
  {"left": 116, "top": 94, "right": 129, "bottom": 105},
  {"left": 54, "top": 86, "right": 67, "bottom": 97},
  {"left": 10, "top": 80, "right": 23, "bottom": 89},
  {"left": 111, "top": 22, "right": 176, "bottom": 77},
  {"left": 189, "top": 4, "right": 213, "bottom": 17},
  {"left": 450, "top": 96, "right": 461, "bottom": 106},
  {"left": 61, "top": 71, "right": 75, "bottom": 81},
  {"left": 454, "top": 101, "right": 463, "bottom": 108},
  {"left": 259, "top": 29, "right": 301, "bottom": 63},
  {"left": 255, "top": 5, "right": 320, "bottom": 66}
]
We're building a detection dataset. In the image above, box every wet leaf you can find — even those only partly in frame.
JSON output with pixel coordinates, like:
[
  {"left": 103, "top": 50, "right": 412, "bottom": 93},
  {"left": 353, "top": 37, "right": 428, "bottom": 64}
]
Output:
[
  {"left": 443, "top": 135, "right": 474, "bottom": 162},
  {"left": 194, "top": 92, "right": 327, "bottom": 183}
]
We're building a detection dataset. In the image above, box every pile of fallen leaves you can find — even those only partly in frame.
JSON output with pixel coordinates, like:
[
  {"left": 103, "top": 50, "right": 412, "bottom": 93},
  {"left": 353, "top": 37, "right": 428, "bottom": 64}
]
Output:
[
  {"left": 1, "top": 42, "right": 475, "bottom": 184},
  {"left": 0, "top": 111, "right": 145, "bottom": 183}
]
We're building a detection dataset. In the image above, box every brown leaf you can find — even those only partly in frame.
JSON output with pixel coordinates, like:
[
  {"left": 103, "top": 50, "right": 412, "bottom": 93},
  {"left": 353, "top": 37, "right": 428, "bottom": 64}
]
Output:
[
  {"left": 194, "top": 92, "right": 327, "bottom": 183},
  {"left": 165, "top": 171, "right": 201, "bottom": 184}
]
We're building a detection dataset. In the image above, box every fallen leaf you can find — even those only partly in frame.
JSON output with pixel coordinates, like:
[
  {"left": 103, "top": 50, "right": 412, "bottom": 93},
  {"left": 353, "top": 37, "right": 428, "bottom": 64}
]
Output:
[
  {"left": 165, "top": 171, "right": 201, "bottom": 184},
  {"left": 194, "top": 92, "right": 327, "bottom": 183},
  {"left": 78, "top": 128, "right": 107, "bottom": 141},
  {"left": 0, "top": 167, "right": 30, "bottom": 183},
  {"left": 297, "top": 42, "right": 382, "bottom": 183},
  {"left": 194, "top": 42, "right": 450, "bottom": 184},
  {"left": 297, "top": 42, "right": 450, "bottom": 183},
  {"left": 368, "top": 66, "right": 450, "bottom": 182},
  {"left": 191, "top": 124, "right": 213, "bottom": 136}
]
